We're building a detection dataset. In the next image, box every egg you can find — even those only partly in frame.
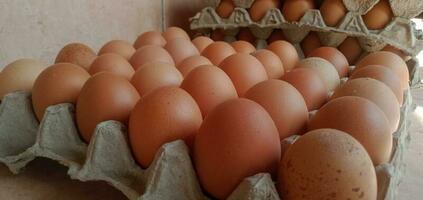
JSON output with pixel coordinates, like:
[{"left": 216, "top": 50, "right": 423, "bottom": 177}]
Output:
[
  {"left": 355, "top": 51, "right": 409, "bottom": 90},
  {"left": 162, "top": 26, "right": 190, "bottom": 42},
  {"left": 194, "top": 98, "right": 281, "bottom": 199},
  {"left": 320, "top": 0, "right": 347, "bottom": 26},
  {"left": 350, "top": 65, "right": 403, "bottom": 104},
  {"left": 300, "top": 32, "right": 322, "bottom": 56},
  {"left": 337, "top": 37, "right": 363, "bottom": 64},
  {"left": 55, "top": 43, "right": 96, "bottom": 70},
  {"left": 362, "top": 0, "right": 393, "bottom": 30},
  {"left": 201, "top": 41, "right": 236, "bottom": 66},
  {"left": 133, "top": 31, "right": 166, "bottom": 49},
  {"left": 32, "top": 63, "right": 90, "bottom": 121},
  {"left": 131, "top": 62, "right": 183, "bottom": 97},
  {"left": 181, "top": 65, "right": 238, "bottom": 117},
  {"left": 231, "top": 41, "right": 256, "bottom": 54},
  {"left": 88, "top": 53, "right": 134, "bottom": 80},
  {"left": 308, "top": 46, "right": 349, "bottom": 77},
  {"left": 211, "top": 29, "right": 226, "bottom": 41},
  {"left": 130, "top": 45, "right": 175, "bottom": 70},
  {"left": 297, "top": 57, "right": 340, "bottom": 91},
  {"left": 282, "top": 0, "right": 315, "bottom": 22},
  {"left": 129, "top": 87, "right": 202, "bottom": 168},
  {"left": 252, "top": 49, "right": 284, "bottom": 79},
  {"left": 308, "top": 96, "right": 392, "bottom": 165},
  {"left": 164, "top": 38, "right": 199, "bottom": 65},
  {"left": 98, "top": 40, "right": 136, "bottom": 60},
  {"left": 278, "top": 129, "right": 377, "bottom": 200},
  {"left": 219, "top": 53, "right": 268, "bottom": 96},
  {"left": 237, "top": 28, "right": 256, "bottom": 44},
  {"left": 382, "top": 45, "right": 409, "bottom": 61},
  {"left": 0, "top": 59, "right": 46, "bottom": 99},
  {"left": 216, "top": 0, "right": 235, "bottom": 18},
  {"left": 266, "top": 40, "right": 299, "bottom": 71},
  {"left": 249, "top": 0, "right": 277, "bottom": 21},
  {"left": 177, "top": 55, "right": 212, "bottom": 77},
  {"left": 76, "top": 72, "right": 140, "bottom": 142},
  {"left": 281, "top": 68, "right": 328, "bottom": 111},
  {"left": 331, "top": 78, "right": 400, "bottom": 133},
  {"left": 267, "top": 29, "right": 287, "bottom": 44},
  {"left": 192, "top": 36, "right": 214, "bottom": 53}
]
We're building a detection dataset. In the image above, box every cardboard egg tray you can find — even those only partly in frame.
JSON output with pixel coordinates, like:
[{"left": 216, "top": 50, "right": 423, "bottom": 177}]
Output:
[{"left": 190, "top": 0, "right": 423, "bottom": 57}]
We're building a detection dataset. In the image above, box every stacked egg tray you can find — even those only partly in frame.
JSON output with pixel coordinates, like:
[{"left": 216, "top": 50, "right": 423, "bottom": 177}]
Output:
[{"left": 190, "top": 0, "right": 423, "bottom": 57}]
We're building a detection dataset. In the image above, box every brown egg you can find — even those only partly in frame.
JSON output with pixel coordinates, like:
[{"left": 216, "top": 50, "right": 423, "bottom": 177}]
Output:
[
  {"left": 55, "top": 43, "right": 96, "bottom": 70},
  {"left": 308, "top": 46, "right": 349, "bottom": 77},
  {"left": 32, "top": 63, "right": 90, "bottom": 121},
  {"left": 131, "top": 62, "right": 183, "bottom": 97},
  {"left": 216, "top": 0, "right": 235, "bottom": 18},
  {"left": 337, "top": 37, "right": 362, "bottom": 64},
  {"left": 133, "top": 31, "right": 166, "bottom": 49},
  {"left": 219, "top": 53, "right": 268, "bottom": 96},
  {"left": 201, "top": 41, "right": 236, "bottom": 66},
  {"left": 181, "top": 65, "right": 238, "bottom": 117},
  {"left": 129, "top": 87, "right": 202, "bottom": 168},
  {"left": 164, "top": 38, "right": 199, "bottom": 65},
  {"left": 237, "top": 28, "right": 256, "bottom": 44},
  {"left": 88, "top": 53, "right": 134, "bottom": 80},
  {"left": 231, "top": 41, "right": 256, "bottom": 54},
  {"left": 267, "top": 29, "right": 287, "bottom": 44},
  {"left": 281, "top": 68, "right": 328, "bottom": 110},
  {"left": 129, "top": 45, "right": 175, "bottom": 70},
  {"left": 211, "top": 29, "right": 226, "bottom": 41},
  {"left": 177, "top": 55, "right": 212, "bottom": 77},
  {"left": 297, "top": 57, "right": 340, "bottom": 91},
  {"left": 192, "top": 36, "right": 214, "bottom": 53},
  {"left": 331, "top": 78, "right": 400, "bottom": 133},
  {"left": 98, "top": 40, "right": 136, "bottom": 60},
  {"left": 249, "top": 0, "right": 277, "bottom": 21},
  {"left": 320, "top": 0, "right": 347, "bottom": 26},
  {"left": 76, "top": 73, "right": 140, "bottom": 142},
  {"left": 350, "top": 65, "right": 403, "bottom": 104},
  {"left": 300, "top": 32, "right": 322, "bottom": 56},
  {"left": 282, "top": 0, "right": 315, "bottom": 22},
  {"left": 194, "top": 98, "right": 281, "bottom": 199},
  {"left": 162, "top": 26, "right": 190, "bottom": 42},
  {"left": 267, "top": 40, "right": 299, "bottom": 71},
  {"left": 355, "top": 51, "right": 409, "bottom": 90},
  {"left": 278, "top": 129, "right": 377, "bottom": 200},
  {"left": 308, "top": 96, "right": 392, "bottom": 165},
  {"left": 362, "top": 0, "right": 393, "bottom": 30},
  {"left": 252, "top": 49, "right": 284, "bottom": 79},
  {"left": 382, "top": 45, "right": 409, "bottom": 61}
]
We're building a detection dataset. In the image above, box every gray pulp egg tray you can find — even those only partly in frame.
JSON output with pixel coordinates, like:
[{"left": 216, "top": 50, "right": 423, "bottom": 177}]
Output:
[{"left": 191, "top": 0, "right": 423, "bottom": 57}]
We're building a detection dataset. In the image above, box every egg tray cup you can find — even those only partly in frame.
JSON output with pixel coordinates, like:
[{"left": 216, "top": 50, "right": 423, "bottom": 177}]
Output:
[{"left": 190, "top": 0, "right": 423, "bottom": 57}]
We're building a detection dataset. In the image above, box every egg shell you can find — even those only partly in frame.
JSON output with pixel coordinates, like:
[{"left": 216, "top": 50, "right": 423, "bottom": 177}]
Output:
[
  {"left": 129, "top": 45, "right": 175, "bottom": 70},
  {"left": 308, "top": 46, "right": 349, "bottom": 77},
  {"left": 194, "top": 98, "right": 281, "bottom": 199},
  {"left": 300, "top": 32, "right": 322, "bottom": 57},
  {"left": 252, "top": 49, "right": 284, "bottom": 79},
  {"left": 382, "top": 45, "right": 409, "bottom": 61},
  {"left": 237, "top": 28, "right": 256, "bottom": 44},
  {"left": 231, "top": 41, "right": 256, "bottom": 54},
  {"left": 177, "top": 55, "right": 212, "bottom": 77},
  {"left": 337, "top": 37, "right": 362, "bottom": 64},
  {"left": 297, "top": 57, "right": 340, "bottom": 91},
  {"left": 162, "top": 27, "right": 190, "bottom": 42},
  {"left": 201, "top": 41, "right": 236, "bottom": 66},
  {"left": 129, "top": 87, "right": 202, "bottom": 168},
  {"left": 362, "top": 0, "right": 393, "bottom": 30},
  {"left": 98, "top": 40, "right": 136, "bottom": 60},
  {"left": 320, "top": 0, "right": 348, "bottom": 26},
  {"left": 192, "top": 36, "right": 214, "bottom": 53},
  {"left": 267, "top": 40, "right": 299, "bottom": 71},
  {"left": 216, "top": 0, "right": 235, "bottom": 18},
  {"left": 281, "top": 68, "right": 328, "bottom": 111},
  {"left": 249, "top": 0, "right": 277, "bottom": 21},
  {"left": 211, "top": 29, "right": 226, "bottom": 41},
  {"left": 133, "top": 31, "right": 166, "bottom": 49},
  {"left": 219, "top": 53, "right": 268, "bottom": 96},
  {"left": 267, "top": 30, "right": 287, "bottom": 44},
  {"left": 55, "top": 43, "right": 96, "bottom": 70},
  {"left": 278, "top": 129, "right": 377, "bottom": 200},
  {"left": 181, "top": 65, "right": 238, "bottom": 118},
  {"left": 164, "top": 38, "right": 199, "bottom": 65},
  {"left": 76, "top": 72, "right": 140, "bottom": 142},
  {"left": 282, "top": 0, "right": 315, "bottom": 22},
  {"left": 89, "top": 53, "right": 134, "bottom": 80},
  {"left": 308, "top": 96, "right": 392, "bottom": 165}
]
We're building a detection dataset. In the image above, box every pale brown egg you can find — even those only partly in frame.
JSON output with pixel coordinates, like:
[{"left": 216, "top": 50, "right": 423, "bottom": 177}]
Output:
[
  {"left": 267, "top": 29, "right": 287, "bottom": 44},
  {"left": 211, "top": 29, "right": 226, "bottom": 41},
  {"left": 133, "top": 31, "right": 166, "bottom": 49},
  {"left": 308, "top": 46, "right": 349, "bottom": 77},
  {"left": 219, "top": 53, "right": 268, "bottom": 96},
  {"left": 32, "top": 63, "right": 90, "bottom": 121},
  {"left": 131, "top": 62, "right": 183, "bottom": 97},
  {"left": 89, "top": 53, "right": 134, "bottom": 80},
  {"left": 216, "top": 0, "right": 235, "bottom": 18},
  {"left": 320, "top": 0, "right": 347, "bottom": 26},
  {"left": 130, "top": 45, "right": 175, "bottom": 70},
  {"left": 192, "top": 36, "right": 214, "bottom": 53},
  {"left": 249, "top": 0, "right": 277, "bottom": 21},
  {"left": 266, "top": 40, "right": 299, "bottom": 71},
  {"left": 76, "top": 72, "right": 140, "bottom": 142},
  {"left": 282, "top": 0, "right": 315, "bottom": 22},
  {"left": 55, "top": 43, "right": 96, "bottom": 70},
  {"left": 231, "top": 41, "right": 256, "bottom": 54},
  {"left": 362, "top": 0, "right": 393, "bottom": 30},
  {"left": 98, "top": 40, "right": 136, "bottom": 60},
  {"left": 201, "top": 41, "right": 236, "bottom": 66},
  {"left": 382, "top": 45, "right": 409, "bottom": 61},
  {"left": 300, "top": 32, "right": 322, "bottom": 56},
  {"left": 245, "top": 80, "right": 308, "bottom": 139},
  {"left": 252, "top": 49, "right": 284, "bottom": 79},
  {"left": 162, "top": 26, "right": 190, "bottom": 42},
  {"left": 337, "top": 37, "right": 362, "bottom": 64},
  {"left": 297, "top": 57, "right": 340, "bottom": 91},
  {"left": 279, "top": 129, "right": 377, "bottom": 200},
  {"left": 308, "top": 96, "right": 392, "bottom": 165},
  {"left": 181, "top": 65, "right": 238, "bottom": 117},
  {"left": 129, "top": 87, "right": 202, "bottom": 168},
  {"left": 164, "top": 38, "right": 199, "bottom": 65},
  {"left": 194, "top": 98, "right": 281, "bottom": 199},
  {"left": 237, "top": 28, "right": 256, "bottom": 44},
  {"left": 177, "top": 55, "right": 212, "bottom": 77}
]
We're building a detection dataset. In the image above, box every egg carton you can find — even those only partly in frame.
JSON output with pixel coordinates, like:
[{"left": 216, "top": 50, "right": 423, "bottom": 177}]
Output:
[{"left": 189, "top": 0, "right": 423, "bottom": 56}]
